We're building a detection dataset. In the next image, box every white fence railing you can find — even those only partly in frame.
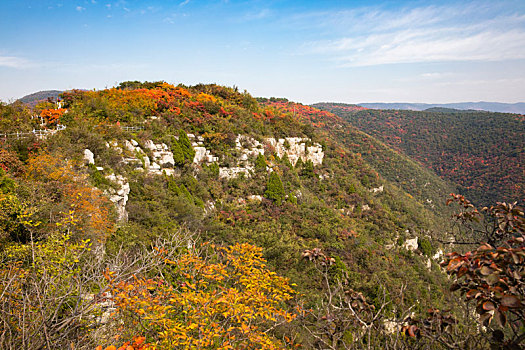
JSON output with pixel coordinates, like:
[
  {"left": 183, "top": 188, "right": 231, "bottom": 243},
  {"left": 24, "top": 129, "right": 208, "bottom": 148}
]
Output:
[
  {"left": 0, "top": 125, "right": 67, "bottom": 140},
  {"left": 0, "top": 124, "right": 144, "bottom": 140},
  {"left": 121, "top": 126, "right": 144, "bottom": 132}
]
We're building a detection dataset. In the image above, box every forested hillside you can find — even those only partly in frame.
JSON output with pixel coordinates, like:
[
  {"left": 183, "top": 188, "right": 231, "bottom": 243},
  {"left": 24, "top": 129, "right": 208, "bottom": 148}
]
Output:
[
  {"left": 0, "top": 83, "right": 523, "bottom": 349},
  {"left": 314, "top": 103, "right": 524, "bottom": 207},
  {"left": 261, "top": 100, "right": 456, "bottom": 216},
  {"left": 17, "top": 90, "right": 63, "bottom": 107}
]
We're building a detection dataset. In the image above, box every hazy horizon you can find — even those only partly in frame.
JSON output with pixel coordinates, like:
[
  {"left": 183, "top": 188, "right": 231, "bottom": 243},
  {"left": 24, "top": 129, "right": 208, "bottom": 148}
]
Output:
[{"left": 1, "top": 0, "right": 525, "bottom": 105}]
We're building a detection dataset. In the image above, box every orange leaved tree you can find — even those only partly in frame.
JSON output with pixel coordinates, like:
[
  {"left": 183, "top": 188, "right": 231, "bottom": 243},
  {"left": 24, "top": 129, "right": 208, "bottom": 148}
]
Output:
[{"left": 105, "top": 243, "right": 298, "bottom": 349}]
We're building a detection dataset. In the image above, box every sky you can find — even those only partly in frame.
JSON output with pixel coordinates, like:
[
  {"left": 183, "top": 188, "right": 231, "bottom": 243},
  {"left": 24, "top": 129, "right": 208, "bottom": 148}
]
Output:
[{"left": 1, "top": 0, "right": 525, "bottom": 104}]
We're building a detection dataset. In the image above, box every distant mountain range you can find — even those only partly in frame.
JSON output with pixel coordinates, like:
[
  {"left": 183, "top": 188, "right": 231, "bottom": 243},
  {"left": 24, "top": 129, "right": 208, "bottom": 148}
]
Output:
[{"left": 357, "top": 102, "right": 525, "bottom": 114}]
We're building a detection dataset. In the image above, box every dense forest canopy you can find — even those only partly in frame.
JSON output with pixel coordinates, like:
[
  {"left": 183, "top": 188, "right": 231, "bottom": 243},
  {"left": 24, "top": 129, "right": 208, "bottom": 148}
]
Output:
[{"left": 314, "top": 103, "right": 524, "bottom": 207}]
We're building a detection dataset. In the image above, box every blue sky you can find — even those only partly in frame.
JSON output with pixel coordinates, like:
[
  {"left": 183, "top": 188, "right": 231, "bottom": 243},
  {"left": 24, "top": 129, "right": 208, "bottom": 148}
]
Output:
[{"left": 1, "top": 0, "right": 524, "bottom": 103}]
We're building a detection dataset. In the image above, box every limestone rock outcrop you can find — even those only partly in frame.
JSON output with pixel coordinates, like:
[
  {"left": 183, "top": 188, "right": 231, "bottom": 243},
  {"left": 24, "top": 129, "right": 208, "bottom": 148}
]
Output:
[
  {"left": 83, "top": 149, "right": 95, "bottom": 165},
  {"left": 105, "top": 173, "right": 130, "bottom": 222},
  {"left": 266, "top": 137, "right": 324, "bottom": 166}
]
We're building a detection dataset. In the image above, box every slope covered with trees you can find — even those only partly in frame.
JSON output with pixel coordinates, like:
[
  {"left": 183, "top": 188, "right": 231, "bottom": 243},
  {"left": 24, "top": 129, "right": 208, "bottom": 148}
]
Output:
[
  {"left": 262, "top": 99, "right": 456, "bottom": 216},
  {"left": 0, "top": 83, "right": 522, "bottom": 349},
  {"left": 314, "top": 103, "right": 524, "bottom": 207}
]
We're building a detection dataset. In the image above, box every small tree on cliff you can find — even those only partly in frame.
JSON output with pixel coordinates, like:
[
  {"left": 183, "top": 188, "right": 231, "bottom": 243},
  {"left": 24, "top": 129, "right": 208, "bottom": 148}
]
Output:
[
  {"left": 265, "top": 171, "right": 285, "bottom": 205},
  {"left": 255, "top": 153, "right": 267, "bottom": 171},
  {"left": 171, "top": 137, "right": 185, "bottom": 166},
  {"left": 178, "top": 130, "right": 195, "bottom": 163}
]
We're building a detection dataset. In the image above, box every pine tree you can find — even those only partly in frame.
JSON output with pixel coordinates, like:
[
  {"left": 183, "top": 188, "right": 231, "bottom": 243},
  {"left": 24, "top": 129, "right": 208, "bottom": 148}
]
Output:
[
  {"left": 294, "top": 156, "right": 304, "bottom": 169},
  {"left": 301, "top": 160, "right": 315, "bottom": 178},
  {"left": 179, "top": 184, "right": 194, "bottom": 204},
  {"left": 178, "top": 130, "right": 195, "bottom": 163},
  {"left": 265, "top": 171, "right": 285, "bottom": 205},
  {"left": 281, "top": 153, "right": 292, "bottom": 168},
  {"left": 171, "top": 137, "right": 185, "bottom": 166},
  {"left": 255, "top": 153, "right": 267, "bottom": 171}
]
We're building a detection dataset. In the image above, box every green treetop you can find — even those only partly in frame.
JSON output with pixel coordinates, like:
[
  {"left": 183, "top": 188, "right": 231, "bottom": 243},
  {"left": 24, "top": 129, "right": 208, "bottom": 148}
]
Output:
[
  {"left": 265, "top": 171, "right": 285, "bottom": 205},
  {"left": 178, "top": 130, "right": 196, "bottom": 163}
]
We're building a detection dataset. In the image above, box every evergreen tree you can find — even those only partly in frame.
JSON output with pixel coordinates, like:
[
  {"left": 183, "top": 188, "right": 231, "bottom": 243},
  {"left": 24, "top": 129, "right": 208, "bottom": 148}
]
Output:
[
  {"left": 294, "top": 156, "right": 304, "bottom": 170},
  {"left": 171, "top": 137, "right": 185, "bottom": 166},
  {"left": 255, "top": 153, "right": 267, "bottom": 171},
  {"left": 265, "top": 171, "right": 285, "bottom": 205},
  {"left": 179, "top": 130, "right": 195, "bottom": 163},
  {"left": 167, "top": 177, "right": 180, "bottom": 194},
  {"left": 281, "top": 153, "right": 293, "bottom": 168},
  {"left": 300, "top": 160, "right": 315, "bottom": 178},
  {"left": 179, "top": 184, "right": 194, "bottom": 204}
]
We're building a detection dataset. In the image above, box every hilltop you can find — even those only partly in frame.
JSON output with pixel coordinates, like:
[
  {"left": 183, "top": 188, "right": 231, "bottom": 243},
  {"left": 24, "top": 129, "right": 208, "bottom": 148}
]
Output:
[{"left": 17, "top": 90, "right": 63, "bottom": 106}]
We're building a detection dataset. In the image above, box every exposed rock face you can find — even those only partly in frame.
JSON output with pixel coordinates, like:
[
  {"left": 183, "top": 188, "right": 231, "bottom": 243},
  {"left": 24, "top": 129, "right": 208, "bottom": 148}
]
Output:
[
  {"left": 370, "top": 185, "right": 384, "bottom": 193},
  {"left": 189, "top": 135, "right": 218, "bottom": 164},
  {"left": 105, "top": 173, "right": 130, "bottom": 222},
  {"left": 219, "top": 166, "right": 253, "bottom": 179},
  {"left": 83, "top": 149, "right": 95, "bottom": 165},
  {"left": 403, "top": 237, "right": 419, "bottom": 252},
  {"left": 433, "top": 249, "right": 443, "bottom": 262},
  {"left": 193, "top": 146, "right": 218, "bottom": 164},
  {"left": 236, "top": 135, "right": 264, "bottom": 160},
  {"left": 265, "top": 137, "right": 324, "bottom": 166},
  {"left": 144, "top": 142, "right": 175, "bottom": 169}
]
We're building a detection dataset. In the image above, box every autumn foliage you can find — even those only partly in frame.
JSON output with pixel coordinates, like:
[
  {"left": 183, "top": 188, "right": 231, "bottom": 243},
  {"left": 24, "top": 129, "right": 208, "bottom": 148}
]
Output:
[
  {"left": 104, "top": 243, "right": 298, "bottom": 349},
  {"left": 40, "top": 108, "right": 65, "bottom": 126}
]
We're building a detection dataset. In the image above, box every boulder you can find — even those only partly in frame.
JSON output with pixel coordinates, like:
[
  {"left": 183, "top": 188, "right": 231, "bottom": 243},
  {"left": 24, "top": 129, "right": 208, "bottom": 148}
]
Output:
[
  {"left": 403, "top": 237, "right": 419, "bottom": 252},
  {"left": 83, "top": 149, "right": 95, "bottom": 165}
]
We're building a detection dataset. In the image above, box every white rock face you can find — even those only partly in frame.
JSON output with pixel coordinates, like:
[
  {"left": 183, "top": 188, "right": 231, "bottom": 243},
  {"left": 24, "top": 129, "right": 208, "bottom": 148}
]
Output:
[
  {"left": 83, "top": 149, "right": 95, "bottom": 165},
  {"left": 144, "top": 140, "right": 156, "bottom": 151},
  {"left": 433, "top": 249, "right": 443, "bottom": 262},
  {"left": 403, "top": 237, "right": 419, "bottom": 252},
  {"left": 236, "top": 135, "right": 264, "bottom": 161},
  {"left": 219, "top": 166, "right": 253, "bottom": 179},
  {"left": 143, "top": 156, "right": 150, "bottom": 169},
  {"left": 188, "top": 133, "right": 218, "bottom": 165},
  {"left": 124, "top": 140, "right": 135, "bottom": 153},
  {"left": 370, "top": 185, "right": 384, "bottom": 193},
  {"left": 105, "top": 174, "right": 130, "bottom": 222},
  {"left": 193, "top": 146, "right": 218, "bottom": 164},
  {"left": 163, "top": 168, "right": 176, "bottom": 177},
  {"left": 265, "top": 137, "right": 324, "bottom": 166},
  {"left": 142, "top": 140, "right": 178, "bottom": 173},
  {"left": 156, "top": 151, "right": 175, "bottom": 168}
]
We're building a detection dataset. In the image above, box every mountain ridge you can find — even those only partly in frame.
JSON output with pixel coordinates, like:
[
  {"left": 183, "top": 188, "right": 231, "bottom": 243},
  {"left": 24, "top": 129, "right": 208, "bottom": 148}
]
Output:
[{"left": 352, "top": 101, "right": 525, "bottom": 114}]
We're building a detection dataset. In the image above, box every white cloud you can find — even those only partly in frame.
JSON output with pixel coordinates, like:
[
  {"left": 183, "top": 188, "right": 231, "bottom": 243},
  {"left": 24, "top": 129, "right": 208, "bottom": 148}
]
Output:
[
  {"left": 179, "top": 0, "right": 190, "bottom": 6},
  {"left": 0, "top": 56, "right": 34, "bottom": 69},
  {"left": 301, "top": 2, "right": 525, "bottom": 66},
  {"left": 243, "top": 9, "right": 271, "bottom": 21},
  {"left": 76, "top": 6, "right": 85, "bottom": 12}
]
